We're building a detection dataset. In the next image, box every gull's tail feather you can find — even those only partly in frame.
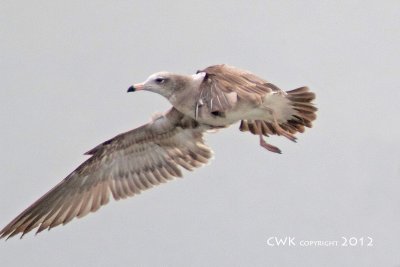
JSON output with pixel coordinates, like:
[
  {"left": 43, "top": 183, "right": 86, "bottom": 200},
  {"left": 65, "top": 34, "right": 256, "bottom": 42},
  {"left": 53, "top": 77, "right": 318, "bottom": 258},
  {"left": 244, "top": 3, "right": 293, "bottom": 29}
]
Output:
[
  {"left": 284, "top": 86, "right": 317, "bottom": 132},
  {"left": 239, "top": 87, "right": 317, "bottom": 137}
]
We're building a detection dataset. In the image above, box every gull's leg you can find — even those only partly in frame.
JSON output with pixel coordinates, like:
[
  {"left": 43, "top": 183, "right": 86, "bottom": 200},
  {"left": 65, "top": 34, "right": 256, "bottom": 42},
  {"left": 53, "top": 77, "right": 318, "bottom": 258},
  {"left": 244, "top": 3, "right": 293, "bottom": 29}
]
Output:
[
  {"left": 265, "top": 107, "right": 297, "bottom": 142},
  {"left": 256, "top": 120, "right": 282, "bottom": 154},
  {"left": 259, "top": 135, "right": 282, "bottom": 154}
]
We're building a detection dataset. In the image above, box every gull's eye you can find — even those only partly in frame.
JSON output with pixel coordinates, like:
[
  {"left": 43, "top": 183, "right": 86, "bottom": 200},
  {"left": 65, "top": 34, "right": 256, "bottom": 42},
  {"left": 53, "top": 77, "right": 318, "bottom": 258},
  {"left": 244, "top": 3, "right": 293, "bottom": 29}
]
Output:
[{"left": 155, "top": 77, "right": 165, "bottom": 84}]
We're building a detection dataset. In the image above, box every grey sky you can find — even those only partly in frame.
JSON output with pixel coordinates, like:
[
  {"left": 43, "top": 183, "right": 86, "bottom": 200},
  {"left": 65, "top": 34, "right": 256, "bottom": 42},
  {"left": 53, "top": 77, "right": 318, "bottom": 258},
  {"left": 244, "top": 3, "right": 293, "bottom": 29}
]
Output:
[{"left": 1, "top": 1, "right": 399, "bottom": 266}]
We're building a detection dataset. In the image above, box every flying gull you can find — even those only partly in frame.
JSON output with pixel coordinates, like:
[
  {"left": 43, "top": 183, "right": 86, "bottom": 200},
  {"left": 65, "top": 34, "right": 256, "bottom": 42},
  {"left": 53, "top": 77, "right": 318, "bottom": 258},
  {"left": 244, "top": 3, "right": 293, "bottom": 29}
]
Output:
[{"left": 0, "top": 64, "right": 317, "bottom": 239}]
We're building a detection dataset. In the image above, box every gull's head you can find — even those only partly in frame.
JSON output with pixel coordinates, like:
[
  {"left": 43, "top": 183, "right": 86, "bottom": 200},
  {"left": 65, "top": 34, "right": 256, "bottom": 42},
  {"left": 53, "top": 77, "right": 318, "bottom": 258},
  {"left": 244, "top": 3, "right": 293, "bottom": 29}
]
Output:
[
  {"left": 128, "top": 71, "right": 206, "bottom": 99},
  {"left": 128, "top": 72, "right": 181, "bottom": 98}
]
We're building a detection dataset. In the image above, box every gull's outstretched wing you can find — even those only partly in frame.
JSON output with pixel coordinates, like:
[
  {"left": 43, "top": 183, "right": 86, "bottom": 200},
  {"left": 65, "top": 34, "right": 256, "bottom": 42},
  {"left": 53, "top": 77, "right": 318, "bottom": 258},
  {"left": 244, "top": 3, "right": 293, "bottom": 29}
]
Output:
[{"left": 0, "top": 108, "right": 212, "bottom": 239}]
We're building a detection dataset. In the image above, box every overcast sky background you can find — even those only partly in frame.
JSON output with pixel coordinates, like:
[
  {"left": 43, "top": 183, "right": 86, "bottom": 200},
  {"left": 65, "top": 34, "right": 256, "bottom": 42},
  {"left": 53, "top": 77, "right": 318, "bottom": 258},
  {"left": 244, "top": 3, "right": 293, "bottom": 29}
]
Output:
[{"left": 1, "top": 1, "right": 399, "bottom": 266}]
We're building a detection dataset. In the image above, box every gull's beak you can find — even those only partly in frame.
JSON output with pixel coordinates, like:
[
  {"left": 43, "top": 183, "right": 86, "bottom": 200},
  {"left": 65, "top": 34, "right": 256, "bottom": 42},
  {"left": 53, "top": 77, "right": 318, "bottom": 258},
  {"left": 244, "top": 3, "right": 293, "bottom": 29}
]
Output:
[{"left": 127, "top": 83, "right": 144, "bottom": 92}]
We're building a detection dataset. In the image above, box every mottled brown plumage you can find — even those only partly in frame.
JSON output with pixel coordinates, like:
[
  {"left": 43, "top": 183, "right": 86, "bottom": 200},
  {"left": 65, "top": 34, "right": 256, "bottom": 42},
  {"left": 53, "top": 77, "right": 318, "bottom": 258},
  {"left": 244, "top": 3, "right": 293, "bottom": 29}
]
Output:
[
  {"left": 0, "top": 108, "right": 212, "bottom": 239},
  {"left": 1, "top": 64, "right": 317, "bottom": 239}
]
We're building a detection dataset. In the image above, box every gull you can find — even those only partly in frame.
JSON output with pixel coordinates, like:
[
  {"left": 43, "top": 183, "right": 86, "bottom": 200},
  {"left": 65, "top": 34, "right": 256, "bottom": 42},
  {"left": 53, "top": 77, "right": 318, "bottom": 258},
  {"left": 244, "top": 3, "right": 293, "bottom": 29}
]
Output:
[{"left": 0, "top": 64, "right": 317, "bottom": 239}]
